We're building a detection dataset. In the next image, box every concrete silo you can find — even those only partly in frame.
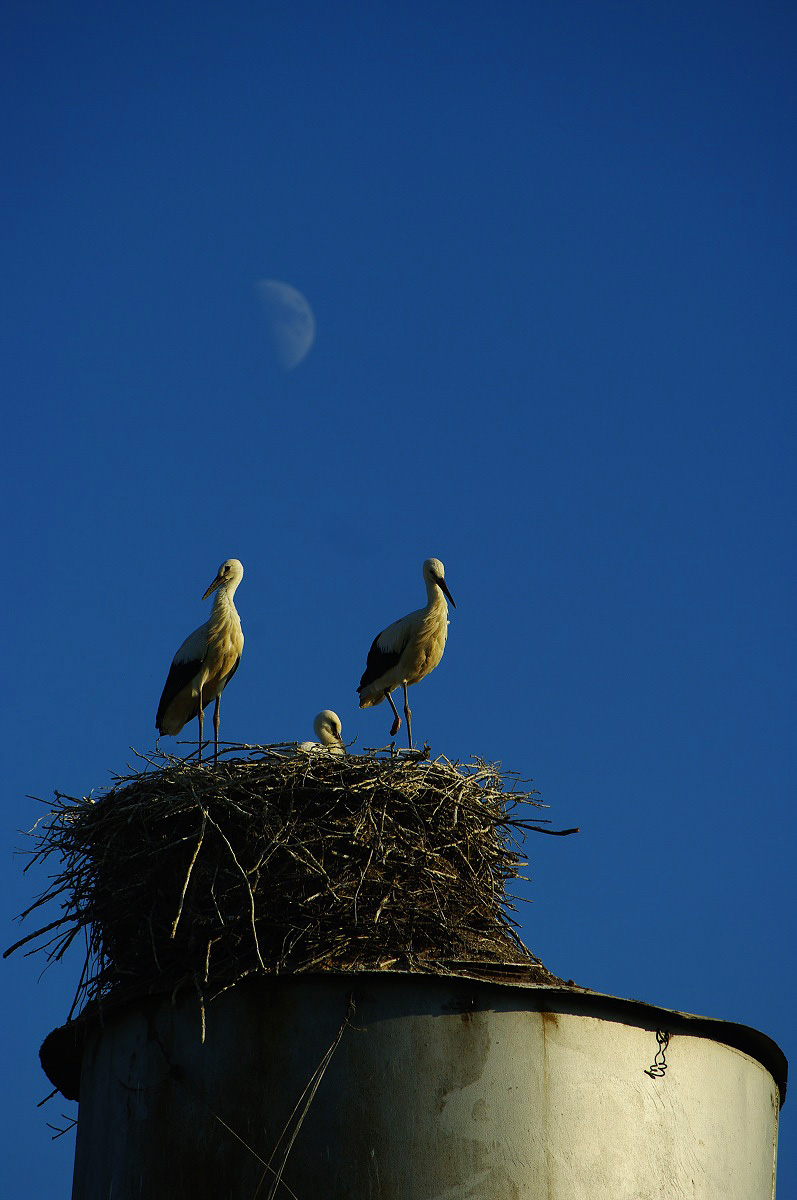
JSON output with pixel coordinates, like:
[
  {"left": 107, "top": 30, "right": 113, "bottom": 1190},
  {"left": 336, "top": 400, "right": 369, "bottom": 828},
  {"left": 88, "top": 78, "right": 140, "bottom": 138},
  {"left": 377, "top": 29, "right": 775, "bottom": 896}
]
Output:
[{"left": 42, "top": 967, "right": 785, "bottom": 1199}]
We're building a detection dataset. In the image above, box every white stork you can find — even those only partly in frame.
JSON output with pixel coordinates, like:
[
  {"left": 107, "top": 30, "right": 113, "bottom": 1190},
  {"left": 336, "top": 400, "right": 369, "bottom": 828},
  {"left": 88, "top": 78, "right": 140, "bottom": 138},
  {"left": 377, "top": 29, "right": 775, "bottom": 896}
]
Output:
[
  {"left": 299, "top": 710, "right": 346, "bottom": 755},
  {"left": 156, "top": 558, "right": 244, "bottom": 765},
  {"left": 357, "top": 557, "right": 455, "bottom": 749}
]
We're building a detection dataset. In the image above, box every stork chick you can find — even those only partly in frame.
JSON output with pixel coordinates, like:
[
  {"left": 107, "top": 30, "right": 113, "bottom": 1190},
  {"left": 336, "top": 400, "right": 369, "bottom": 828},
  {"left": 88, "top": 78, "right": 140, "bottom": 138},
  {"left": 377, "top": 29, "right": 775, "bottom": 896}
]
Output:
[{"left": 299, "top": 710, "right": 346, "bottom": 755}]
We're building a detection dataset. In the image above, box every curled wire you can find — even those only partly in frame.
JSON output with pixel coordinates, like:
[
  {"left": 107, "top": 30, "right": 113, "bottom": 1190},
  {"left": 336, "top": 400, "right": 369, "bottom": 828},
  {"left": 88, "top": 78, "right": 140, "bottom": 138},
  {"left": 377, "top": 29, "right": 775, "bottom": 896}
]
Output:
[{"left": 644, "top": 1029, "right": 670, "bottom": 1079}]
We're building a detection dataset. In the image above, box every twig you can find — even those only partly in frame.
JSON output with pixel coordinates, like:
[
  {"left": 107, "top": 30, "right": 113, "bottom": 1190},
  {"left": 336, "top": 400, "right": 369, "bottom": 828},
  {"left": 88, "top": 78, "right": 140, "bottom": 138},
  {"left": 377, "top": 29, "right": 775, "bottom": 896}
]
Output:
[
  {"left": 170, "top": 817, "right": 207, "bottom": 939},
  {"left": 258, "top": 993, "right": 355, "bottom": 1200}
]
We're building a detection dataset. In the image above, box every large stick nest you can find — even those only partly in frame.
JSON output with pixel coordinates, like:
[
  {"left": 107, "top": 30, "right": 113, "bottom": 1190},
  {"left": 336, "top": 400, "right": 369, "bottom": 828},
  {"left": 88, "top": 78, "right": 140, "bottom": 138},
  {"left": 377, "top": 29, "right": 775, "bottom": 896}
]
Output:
[{"left": 10, "top": 745, "right": 569, "bottom": 1017}]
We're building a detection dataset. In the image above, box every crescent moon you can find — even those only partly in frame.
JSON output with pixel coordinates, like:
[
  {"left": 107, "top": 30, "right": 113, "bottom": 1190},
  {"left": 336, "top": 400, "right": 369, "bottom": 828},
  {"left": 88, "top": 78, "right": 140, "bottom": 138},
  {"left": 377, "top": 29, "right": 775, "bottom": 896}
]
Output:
[{"left": 255, "top": 279, "right": 316, "bottom": 370}]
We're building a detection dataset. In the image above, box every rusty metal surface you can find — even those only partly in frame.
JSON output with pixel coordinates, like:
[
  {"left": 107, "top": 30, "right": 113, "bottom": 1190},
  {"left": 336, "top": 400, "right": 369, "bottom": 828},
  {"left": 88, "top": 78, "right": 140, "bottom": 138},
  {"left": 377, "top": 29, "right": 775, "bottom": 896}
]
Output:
[{"left": 70, "top": 974, "right": 783, "bottom": 1199}]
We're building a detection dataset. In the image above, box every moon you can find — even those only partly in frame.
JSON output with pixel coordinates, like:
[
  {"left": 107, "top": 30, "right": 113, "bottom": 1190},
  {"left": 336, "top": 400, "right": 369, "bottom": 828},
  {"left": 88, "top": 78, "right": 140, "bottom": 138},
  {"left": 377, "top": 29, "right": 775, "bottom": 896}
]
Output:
[{"left": 255, "top": 279, "right": 316, "bottom": 370}]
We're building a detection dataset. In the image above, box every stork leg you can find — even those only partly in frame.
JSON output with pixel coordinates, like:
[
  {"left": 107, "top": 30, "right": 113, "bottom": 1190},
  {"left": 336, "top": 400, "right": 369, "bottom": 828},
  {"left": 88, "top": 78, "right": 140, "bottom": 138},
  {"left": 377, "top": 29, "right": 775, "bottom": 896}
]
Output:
[
  {"left": 213, "top": 695, "right": 221, "bottom": 766},
  {"left": 403, "top": 682, "right": 413, "bottom": 750},
  {"left": 386, "top": 690, "right": 402, "bottom": 737},
  {"left": 197, "top": 683, "right": 204, "bottom": 763}
]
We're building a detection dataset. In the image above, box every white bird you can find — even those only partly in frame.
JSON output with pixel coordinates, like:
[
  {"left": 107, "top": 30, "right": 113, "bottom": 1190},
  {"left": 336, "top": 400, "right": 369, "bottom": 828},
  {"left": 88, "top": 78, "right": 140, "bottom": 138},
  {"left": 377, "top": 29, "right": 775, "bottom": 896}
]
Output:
[
  {"left": 357, "top": 557, "right": 455, "bottom": 749},
  {"left": 299, "top": 710, "right": 346, "bottom": 755},
  {"left": 156, "top": 559, "right": 244, "bottom": 765}
]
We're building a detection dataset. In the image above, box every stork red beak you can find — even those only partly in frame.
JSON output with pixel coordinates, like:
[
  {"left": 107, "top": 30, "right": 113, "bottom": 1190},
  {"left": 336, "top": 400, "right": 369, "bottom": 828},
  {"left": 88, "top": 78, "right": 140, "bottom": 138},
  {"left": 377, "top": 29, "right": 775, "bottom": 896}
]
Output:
[
  {"left": 202, "top": 573, "right": 223, "bottom": 601},
  {"left": 439, "top": 578, "right": 456, "bottom": 608}
]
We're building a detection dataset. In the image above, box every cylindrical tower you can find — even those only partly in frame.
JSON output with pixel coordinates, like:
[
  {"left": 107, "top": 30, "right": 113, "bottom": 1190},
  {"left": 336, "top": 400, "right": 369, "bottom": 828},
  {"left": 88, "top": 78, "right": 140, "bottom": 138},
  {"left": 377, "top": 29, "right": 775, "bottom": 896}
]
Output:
[{"left": 45, "top": 970, "right": 785, "bottom": 1200}]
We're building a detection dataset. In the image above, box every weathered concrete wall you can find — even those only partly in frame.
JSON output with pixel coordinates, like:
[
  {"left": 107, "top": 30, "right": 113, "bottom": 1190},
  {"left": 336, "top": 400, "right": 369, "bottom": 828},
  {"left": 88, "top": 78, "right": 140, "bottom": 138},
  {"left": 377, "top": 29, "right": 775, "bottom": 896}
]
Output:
[{"left": 71, "top": 975, "right": 783, "bottom": 1199}]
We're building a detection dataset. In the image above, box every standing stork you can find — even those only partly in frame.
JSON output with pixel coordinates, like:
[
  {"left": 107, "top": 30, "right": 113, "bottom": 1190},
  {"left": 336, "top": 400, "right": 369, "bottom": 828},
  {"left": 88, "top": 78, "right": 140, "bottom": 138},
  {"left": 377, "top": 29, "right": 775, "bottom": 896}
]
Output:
[
  {"left": 156, "top": 558, "right": 244, "bottom": 765},
  {"left": 357, "top": 557, "right": 455, "bottom": 749},
  {"left": 299, "top": 710, "right": 346, "bottom": 755}
]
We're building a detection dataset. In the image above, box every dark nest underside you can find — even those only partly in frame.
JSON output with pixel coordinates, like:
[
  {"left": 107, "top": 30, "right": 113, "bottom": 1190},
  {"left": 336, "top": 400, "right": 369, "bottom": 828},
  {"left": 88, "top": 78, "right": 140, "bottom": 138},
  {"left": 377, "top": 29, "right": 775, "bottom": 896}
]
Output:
[{"left": 10, "top": 745, "right": 570, "bottom": 1019}]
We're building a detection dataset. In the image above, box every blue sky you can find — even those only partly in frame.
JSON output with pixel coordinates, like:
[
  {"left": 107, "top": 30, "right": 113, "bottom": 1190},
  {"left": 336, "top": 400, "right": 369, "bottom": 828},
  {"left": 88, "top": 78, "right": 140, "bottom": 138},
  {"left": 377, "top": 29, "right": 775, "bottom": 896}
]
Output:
[{"left": 3, "top": 1, "right": 795, "bottom": 1194}]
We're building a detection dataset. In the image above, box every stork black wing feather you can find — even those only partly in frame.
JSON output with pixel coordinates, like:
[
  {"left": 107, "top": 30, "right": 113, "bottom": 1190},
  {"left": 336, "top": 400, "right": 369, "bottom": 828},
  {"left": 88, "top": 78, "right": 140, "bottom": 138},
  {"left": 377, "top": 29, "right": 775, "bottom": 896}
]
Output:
[
  {"left": 357, "top": 634, "right": 403, "bottom": 693},
  {"left": 156, "top": 657, "right": 201, "bottom": 731},
  {"left": 157, "top": 654, "right": 242, "bottom": 729}
]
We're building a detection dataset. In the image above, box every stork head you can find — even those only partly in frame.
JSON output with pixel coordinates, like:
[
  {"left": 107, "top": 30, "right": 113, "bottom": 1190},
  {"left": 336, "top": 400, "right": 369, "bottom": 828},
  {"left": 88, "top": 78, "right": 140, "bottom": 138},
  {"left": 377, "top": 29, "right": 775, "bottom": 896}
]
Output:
[
  {"left": 203, "top": 558, "right": 244, "bottom": 599},
  {"left": 313, "top": 709, "right": 344, "bottom": 749},
  {"left": 423, "top": 557, "right": 456, "bottom": 608}
]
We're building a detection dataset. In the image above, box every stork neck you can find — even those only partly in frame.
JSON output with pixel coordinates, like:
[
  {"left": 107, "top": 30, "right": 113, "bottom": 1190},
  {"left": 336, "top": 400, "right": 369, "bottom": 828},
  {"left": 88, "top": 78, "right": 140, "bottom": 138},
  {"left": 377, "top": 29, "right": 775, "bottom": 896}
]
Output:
[
  {"left": 212, "top": 582, "right": 238, "bottom": 617},
  {"left": 425, "top": 578, "right": 448, "bottom": 612}
]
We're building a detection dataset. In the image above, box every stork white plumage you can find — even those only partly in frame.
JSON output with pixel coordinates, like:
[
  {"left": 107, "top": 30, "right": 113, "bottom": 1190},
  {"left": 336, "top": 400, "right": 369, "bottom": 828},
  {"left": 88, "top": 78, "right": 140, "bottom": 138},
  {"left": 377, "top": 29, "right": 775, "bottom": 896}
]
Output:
[
  {"left": 156, "top": 558, "right": 244, "bottom": 765},
  {"left": 357, "top": 557, "right": 455, "bottom": 749},
  {"left": 299, "top": 710, "right": 345, "bottom": 755}
]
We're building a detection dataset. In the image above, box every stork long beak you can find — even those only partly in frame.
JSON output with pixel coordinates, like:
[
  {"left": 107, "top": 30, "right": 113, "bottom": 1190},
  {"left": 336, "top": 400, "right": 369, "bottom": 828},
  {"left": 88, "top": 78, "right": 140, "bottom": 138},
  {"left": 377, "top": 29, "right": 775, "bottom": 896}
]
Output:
[
  {"left": 439, "top": 578, "right": 456, "bottom": 608},
  {"left": 202, "top": 573, "right": 223, "bottom": 601}
]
